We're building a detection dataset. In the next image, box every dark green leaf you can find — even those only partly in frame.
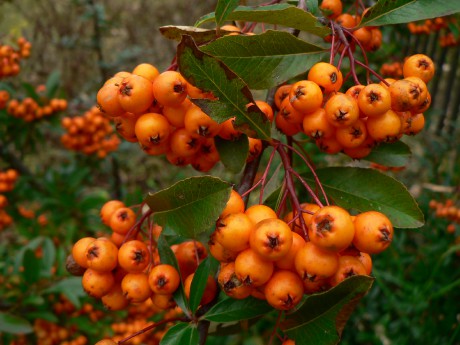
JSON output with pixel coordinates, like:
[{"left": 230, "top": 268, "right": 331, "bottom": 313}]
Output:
[
  {"left": 21, "top": 82, "right": 40, "bottom": 103},
  {"left": 160, "top": 322, "right": 199, "bottom": 345},
  {"left": 43, "top": 277, "right": 85, "bottom": 309},
  {"left": 157, "top": 234, "right": 191, "bottom": 317},
  {"left": 303, "top": 167, "right": 424, "bottom": 228},
  {"left": 189, "top": 256, "right": 219, "bottom": 313},
  {"left": 281, "top": 276, "right": 374, "bottom": 345},
  {"left": 26, "top": 311, "right": 58, "bottom": 323},
  {"left": 45, "top": 70, "right": 61, "bottom": 99},
  {"left": 14, "top": 237, "right": 43, "bottom": 273},
  {"left": 306, "top": 0, "right": 320, "bottom": 17},
  {"left": 0, "top": 312, "right": 33, "bottom": 334},
  {"left": 196, "top": 4, "right": 330, "bottom": 38},
  {"left": 214, "top": 135, "right": 249, "bottom": 173},
  {"left": 201, "top": 30, "right": 326, "bottom": 89},
  {"left": 215, "top": 0, "right": 240, "bottom": 27},
  {"left": 204, "top": 294, "right": 273, "bottom": 322},
  {"left": 361, "top": 141, "right": 411, "bottom": 167},
  {"left": 0, "top": 82, "right": 15, "bottom": 95},
  {"left": 177, "top": 35, "right": 271, "bottom": 140},
  {"left": 159, "top": 26, "right": 234, "bottom": 44},
  {"left": 146, "top": 176, "right": 231, "bottom": 239},
  {"left": 23, "top": 249, "right": 41, "bottom": 283},
  {"left": 360, "top": 0, "right": 460, "bottom": 27},
  {"left": 39, "top": 237, "right": 56, "bottom": 278}
]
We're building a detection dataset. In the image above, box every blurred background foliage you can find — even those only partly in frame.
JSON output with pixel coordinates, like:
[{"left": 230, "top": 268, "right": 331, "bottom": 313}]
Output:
[{"left": 0, "top": 0, "right": 459, "bottom": 344}]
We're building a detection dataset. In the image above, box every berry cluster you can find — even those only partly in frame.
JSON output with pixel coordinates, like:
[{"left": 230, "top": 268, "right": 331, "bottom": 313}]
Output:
[
  {"left": 275, "top": 54, "right": 433, "bottom": 159},
  {"left": 0, "top": 169, "right": 18, "bottom": 231},
  {"left": 380, "top": 61, "right": 403, "bottom": 78},
  {"left": 407, "top": 17, "right": 447, "bottom": 35},
  {"left": 0, "top": 90, "right": 10, "bottom": 109},
  {"left": 0, "top": 168, "right": 18, "bottom": 192},
  {"left": 320, "top": 0, "right": 382, "bottom": 52},
  {"left": 69, "top": 200, "right": 187, "bottom": 315},
  {"left": 98, "top": 63, "right": 263, "bottom": 172},
  {"left": 0, "top": 37, "right": 31, "bottom": 78},
  {"left": 7, "top": 96, "right": 67, "bottom": 122},
  {"left": 109, "top": 302, "right": 181, "bottom": 345},
  {"left": 61, "top": 106, "right": 120, "bottom": 158},
  {"left": 33, "top": 318, "right": 88, "bottom": 345},
  {"left": 429, "top": 198, "right": 460, "bottom": 234},
  {"left": 209, "top": 191, "right": 392, "bottom": 310}
]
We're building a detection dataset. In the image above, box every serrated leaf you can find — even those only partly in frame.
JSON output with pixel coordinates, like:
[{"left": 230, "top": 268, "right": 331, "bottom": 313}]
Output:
[
  {"left": 189, "top": 256, "right": 219, "bottom": 313},
  {"left": 204, "top": 294, "right": 273, "bottom": 322},
  {"left": 177, "top": 35, "right": 271, "bottom": 140},
  {"left": 281, "top": 276, "right": 374, "bottom": 345},
  {"left": 157, "top": 234, "right": 191, "bottom": 317},
  {"left": 146, "top": 176, "right": 231, "bottom": 239},
  {"left": 196, "top": 4, "right": 330, "bottom": 38},
  {"left": 45, "top": 70, "right": 61, "bottom": 99},
  {"left": 201, "top": 30, "right": 326, "bottom": 89},
  {"left": 214, "top": 135, "right": 249, "bottom": 173},
  {"left": 0, "top": 312, "right": 33, "bottom": 335},
  {"left": 159, "top": 26, "right": 233, "bottom": 44},
  {"left": 160, "top": 322, "right": 199, "bottom": 345},
  {"left": 215, "top": 0, "right": 240, "bottom": 27},
  {"left": 359, "top": 0, "right": 460, "bottom": 27},
  {"left": 361, "top": 141, "right": 411, "bottom": 167},
  {"left": 303, "top": 167, "right": 424, "bottom": 228}
]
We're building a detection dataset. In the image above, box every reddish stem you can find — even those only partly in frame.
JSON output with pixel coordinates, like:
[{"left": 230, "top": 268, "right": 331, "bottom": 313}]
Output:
[
  {"left": 354, "top": 59, "right": 390, "bottom": 86},
  {"left": 268, "top": 311, "right": 284, "bottom": 345},
  {"left": 279, "top": 142, "right": 329, "bottom": 206}
]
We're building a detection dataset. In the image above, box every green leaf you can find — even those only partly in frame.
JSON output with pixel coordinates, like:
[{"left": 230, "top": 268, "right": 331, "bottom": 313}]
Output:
[
  {"left": 281, "top": 276, "right": 374, "bottom": 345},
  {"left": 177, "top": 35, "right": 271, "bottom": 140},
  {"left": 0, "top": 312, "right": 33, "bottom": 334},
  {"left": 306, "top": 0, "right": 320, "bottom": 17},
  {"left": 43, "top": 277, "right": 85, "bottom": 309},
  {"left": 196, "top": 4, "right": 330, "bottom": 38},
  {"left": 303, "top": 167, "right": 424, "bottom": 228},
  {"left": 160, "top": 322, "right": 199, "bottom": 345},
  {"left": 201, "top": 30, "right": 326, "bottom": 89},
  {"left": 214, "top": 135, "right": 249, "bottom": 173},
  {"left": 361, "top": 141, "right": 411, "bottom": 167},
  {"left": 21, "top": 82, "right": 40, "bottom": 103},
  {"left": 146, "top": 176, "right": 231, "bottom": 239},
  {"left": 45, "top": 70, "right": 61, "bottom": 99},
  {"left": 39, "top": 237, "right": 56, "bottom": 278},
  {"left": 157, "top": 234, "right": 191, "bottom": 317},
  {"left": 215, "top": 0, "right": 240, "bottom": 27},
  {"left": 159, "top": 26, "right": 233, "bottom": 44},
  {"left": 189, "top": 256, "right": 219, "bottom": 313},
  {"left": 204, "top": 294, "right": 273, "bottom": 322},
  {"left": 359, "top": 0, "right": 460, "bottom": 27},
  {"left": 22, "top": 249, "right": 41, "bottom": 284}
]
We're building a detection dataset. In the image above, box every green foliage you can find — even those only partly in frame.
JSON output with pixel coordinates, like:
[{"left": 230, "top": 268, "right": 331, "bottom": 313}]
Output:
[
  {"left": 360, "top": 0, "right": 460, "bottom": 27},
  {"left": 196, "top": 4, "right": 330, "bottom": 37},
  {"left": 146, "top": 176, "right": 231, "bottom": 239},
  {"left": 200, "top": 30, "right": 326, "bottom": 89},
  {"left": 303, "top": 167, "right": 424, "bottom": 228},
  {"left": 363, "top": 141, "right": 411, "bottom": 167},
  {"left": 161, "top": 322, "right": 199, "bottom": 345},
  {"left": 282, "top": 276, "right": 374, "bottom": 345},
  {"left": 177, "top": 35, "right": 271, "bottom": 140},
  {"left": 214, "top": 135, "right": 249, "bottom": 173},
  {"left": 0, "top": 312, "right": 33, "bottom": 335},
  {"left": 214, "top": 0, "right": 239, "bottom": 28},
  {"left": 204, "top": 295, "right": 273, "bottom": 323}
]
